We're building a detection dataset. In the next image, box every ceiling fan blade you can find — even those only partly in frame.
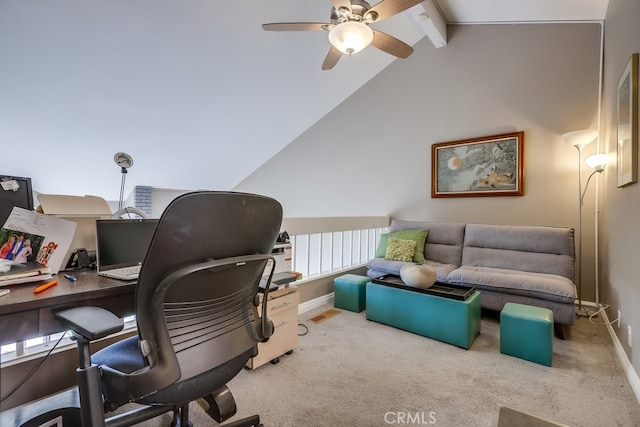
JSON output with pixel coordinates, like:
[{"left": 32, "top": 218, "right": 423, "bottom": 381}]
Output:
[
  {"left": 331, "top": 0, "right": 352, "bottom": 13},
  {"left": 371, "top": 30, "right": 413, "bottom": 58},
  {"left": 367, "top": 0, "right": 425, "bottom": 22},
  {"left": 262, "top": 22, "right": 329, "bottom": 32},
  {"left": 322, "top": 46, "right": 342, "bottom": 70}
]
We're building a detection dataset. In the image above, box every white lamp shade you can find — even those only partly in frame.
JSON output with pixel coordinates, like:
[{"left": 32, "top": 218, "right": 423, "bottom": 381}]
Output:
[
  {"left": 562, "top": 129, "right": 598, "bottom": 147},
  {"left": 328, "top": 21, "right": 374, "bottom": 55},
  {"left": 585, "top": 153, "right": 609, "bottom": 171}
]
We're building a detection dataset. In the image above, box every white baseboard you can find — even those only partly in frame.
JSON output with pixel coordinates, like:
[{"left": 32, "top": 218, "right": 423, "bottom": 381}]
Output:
[
  {"left": 298, "top": 293, "right": 334, "bottom": 314},
  {"left": 602, "top": 310, "right": 640, "bottom": 404}
]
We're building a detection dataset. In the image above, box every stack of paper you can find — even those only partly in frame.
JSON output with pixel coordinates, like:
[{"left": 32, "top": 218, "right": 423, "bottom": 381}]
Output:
[{"left": 0, "top": 260, "right": 52, "bottom": 287}]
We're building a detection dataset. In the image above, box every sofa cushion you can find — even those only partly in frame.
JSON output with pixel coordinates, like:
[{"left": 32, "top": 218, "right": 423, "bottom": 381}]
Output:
[
  {"left": 375, "top": 229, "right": 428, "bottom": 263},
  {"left": 390, "top": 220, "right": 465, "bottom": 266},
  {"left": 384, "top": 238, "right": 416, "bottom": 262},
  {"left": 446, "top": 265, "right": 576, "bottom": 304},
  {"left": 366, "top": 258, "right": 457, "bottom": 282},
  {"left": 461, "top": 224, "right": 575, "bottom": 281}
]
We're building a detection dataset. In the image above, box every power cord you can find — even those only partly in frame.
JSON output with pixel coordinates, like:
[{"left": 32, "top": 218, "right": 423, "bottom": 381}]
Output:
[
  {"left": 0, "top": 332, "right": 67, "bottom": 403},
  {"left": 298, "top": 323, "right": 309, "bottom": 336},
  {"left": 576, "top": 304, "right": 599, "bottom": 318},
  {"left": 587, "top": 303, "right": 620, "bottom": 327}
]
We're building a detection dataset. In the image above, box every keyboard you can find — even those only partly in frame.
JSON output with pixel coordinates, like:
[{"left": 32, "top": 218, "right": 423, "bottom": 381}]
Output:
[{"left": 98, "top": 265, "right": 142, "bottom": 280}]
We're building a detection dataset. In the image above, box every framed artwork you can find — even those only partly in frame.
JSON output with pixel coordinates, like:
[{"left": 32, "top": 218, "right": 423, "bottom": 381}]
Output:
[
  {"left": 431, "top": 131, "right": 524, "bottom": 198},
  {"left": 617, "top": 52, "right": 639, "bottom": 187}
]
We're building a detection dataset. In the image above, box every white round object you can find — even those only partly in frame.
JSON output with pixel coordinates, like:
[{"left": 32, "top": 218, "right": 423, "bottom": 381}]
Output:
[
  {"left": 400, "top": 264, "right": 437, "bottom": 289},
  {"left": 328, "top": 21, "right": 374, "bottom": 55}
]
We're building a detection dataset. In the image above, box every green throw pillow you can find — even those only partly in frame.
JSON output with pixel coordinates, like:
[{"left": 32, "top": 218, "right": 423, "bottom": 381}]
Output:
[
  {"left": 375, "top": 229, "right": 428, "bottom": 263},
  {"left": 384, "top": 238, "right": 417, "bottom": 262}
]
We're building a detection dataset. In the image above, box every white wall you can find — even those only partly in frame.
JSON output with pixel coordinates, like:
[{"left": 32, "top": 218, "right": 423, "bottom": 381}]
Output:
[
  {"left": 0, "top": 1, "right": 424, "bottom": 202},
  {"left": 150, "top": 188, "right": 192, "bottom": 218},
  {"left": 600, "top": 0, "right": 640, "bottom": 374},
  {"left": 235, "top": 23, "right": 602, "bottom": 299}
]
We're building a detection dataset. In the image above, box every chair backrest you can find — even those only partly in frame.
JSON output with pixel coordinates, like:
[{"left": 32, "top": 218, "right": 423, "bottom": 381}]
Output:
[{"left": 124, "top": 191, "right": 282, "bottom": 397}]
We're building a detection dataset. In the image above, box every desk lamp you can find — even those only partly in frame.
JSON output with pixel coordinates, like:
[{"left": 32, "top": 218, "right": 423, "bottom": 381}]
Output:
[{"left": 114, "top": 152, "right": 134, "bottom": 212}]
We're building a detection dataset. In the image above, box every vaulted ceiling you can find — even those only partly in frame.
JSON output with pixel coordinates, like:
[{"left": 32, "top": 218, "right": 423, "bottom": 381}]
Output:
[{"left": 0, "top": 1, "right": 607, "bottom": 201}]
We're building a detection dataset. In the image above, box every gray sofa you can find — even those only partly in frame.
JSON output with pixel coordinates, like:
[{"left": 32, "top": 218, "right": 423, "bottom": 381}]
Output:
[{"left": 366, "top": 220, "right": 577, "bottom": 330}]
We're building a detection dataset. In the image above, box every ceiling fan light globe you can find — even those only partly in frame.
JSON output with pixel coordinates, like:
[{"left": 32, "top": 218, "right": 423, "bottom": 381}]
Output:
[{"left": 328, "top": 21, "right": 373, "bottom": 55}]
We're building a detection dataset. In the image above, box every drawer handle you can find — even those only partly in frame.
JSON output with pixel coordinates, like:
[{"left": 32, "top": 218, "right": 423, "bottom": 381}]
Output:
[
  {"left": 275, "top": 321, "right": 289, "bottom": 329},
  {"left": 270, "top": 302, "right": 290, "bottom": 311}
]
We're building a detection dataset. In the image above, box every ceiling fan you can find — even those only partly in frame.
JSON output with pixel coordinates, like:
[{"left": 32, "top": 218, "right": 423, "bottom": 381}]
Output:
[{"left": 262, "top": 0, "right": 425, "bottom": 70}]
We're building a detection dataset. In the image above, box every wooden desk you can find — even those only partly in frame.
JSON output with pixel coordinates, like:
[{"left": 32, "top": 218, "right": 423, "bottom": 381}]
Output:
[{"left": 0, "top": 270, "right": 136, "bottom": 346}]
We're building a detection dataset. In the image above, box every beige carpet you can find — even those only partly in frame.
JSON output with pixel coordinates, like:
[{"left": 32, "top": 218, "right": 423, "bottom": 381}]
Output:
[
  {"left": 133, "top": 304, "right": 640, "bottom": 426},
  {"left": 15, "top": 304, "right": 635, "bottom": 426}
]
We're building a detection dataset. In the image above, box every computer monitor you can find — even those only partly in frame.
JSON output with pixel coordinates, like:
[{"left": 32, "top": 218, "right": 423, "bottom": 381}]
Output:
[{"left": 0, "top": 175, "right": 34, "bottom": 225}]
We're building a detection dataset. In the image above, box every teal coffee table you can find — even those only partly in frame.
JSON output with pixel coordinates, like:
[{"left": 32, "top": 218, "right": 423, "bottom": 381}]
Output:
[{"left": 366, "top": 277, "right": 481, "bottom": 349}]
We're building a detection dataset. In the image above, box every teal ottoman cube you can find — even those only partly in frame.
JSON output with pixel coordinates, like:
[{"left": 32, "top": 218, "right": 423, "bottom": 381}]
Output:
[
  {"left": 500, "top": 303, "right": 554, "bottom": 366},
  {"left": 334, "top": 274, "right": 369, "bottom": 312},
  {"left": 365, "top": 282, "right": 481, "bottom": 349}
]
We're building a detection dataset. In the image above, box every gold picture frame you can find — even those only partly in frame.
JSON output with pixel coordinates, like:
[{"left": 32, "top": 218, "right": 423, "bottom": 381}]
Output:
[
  {"left": 431, "top": 131, "right": 524, "bottom": 198},
  {"left": 617, "top": 52, "right": 639, "bottom": 187}
]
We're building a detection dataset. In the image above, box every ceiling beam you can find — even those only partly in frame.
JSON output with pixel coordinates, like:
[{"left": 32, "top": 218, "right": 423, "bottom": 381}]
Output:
[{"left": 408, "top": 0, "right": 447, "bottom": 48}]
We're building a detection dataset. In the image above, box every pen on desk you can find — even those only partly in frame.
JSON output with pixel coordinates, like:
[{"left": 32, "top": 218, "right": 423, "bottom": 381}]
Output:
[
  {"left": 64, "top": 274, "right": 77, "bottom": 282},
  {"left": 34, "top": 279, "right": 58, "bottom": 294}
]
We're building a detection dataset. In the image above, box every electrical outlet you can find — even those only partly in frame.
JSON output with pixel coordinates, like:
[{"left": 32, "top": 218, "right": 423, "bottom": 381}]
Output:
[
  {"left": 628, "top": 325, "right": 633, "bottom": 348},
  {"left": 618, "top": 310, "right": 622, "bottom": 328}
]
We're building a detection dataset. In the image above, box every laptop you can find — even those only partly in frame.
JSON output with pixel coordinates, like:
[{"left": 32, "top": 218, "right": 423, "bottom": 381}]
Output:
[{"left": 95, "top": 218, "right": 159, "bottom": 280}]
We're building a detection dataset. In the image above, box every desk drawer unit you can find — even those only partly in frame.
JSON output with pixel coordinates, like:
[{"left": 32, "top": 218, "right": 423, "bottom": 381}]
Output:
[{"left": 247, "top": 288, "right": 299, "bottom": 369}]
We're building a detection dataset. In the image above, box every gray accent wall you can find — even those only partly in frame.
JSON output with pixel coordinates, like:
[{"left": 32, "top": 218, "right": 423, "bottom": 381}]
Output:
[
  {"left": 235, "top": 23, "right": 602, "bottom": 302},
  {"left": 601, "top": 0, "right": 640, "bottom": 375}
]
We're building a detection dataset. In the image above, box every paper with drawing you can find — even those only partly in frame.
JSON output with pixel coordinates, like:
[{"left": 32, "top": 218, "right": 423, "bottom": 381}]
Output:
[{"left": 1, "top": 207, "right": 76, "bottom": 273}]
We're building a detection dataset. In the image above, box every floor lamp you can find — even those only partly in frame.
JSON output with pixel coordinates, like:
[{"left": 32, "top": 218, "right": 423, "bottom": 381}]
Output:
[{"left": 562, "top": 130, "right": 608, "bottom": 316}]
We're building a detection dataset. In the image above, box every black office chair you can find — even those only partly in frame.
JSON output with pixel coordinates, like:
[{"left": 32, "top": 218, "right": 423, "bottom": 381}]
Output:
[{"left": 37, "top": 191, "right": 282, "bottom": 426}]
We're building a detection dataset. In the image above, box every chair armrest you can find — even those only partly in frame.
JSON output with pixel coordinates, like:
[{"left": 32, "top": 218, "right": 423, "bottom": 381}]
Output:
[{"left": 55, "top": 306, "right": 124, "bottom": 341}]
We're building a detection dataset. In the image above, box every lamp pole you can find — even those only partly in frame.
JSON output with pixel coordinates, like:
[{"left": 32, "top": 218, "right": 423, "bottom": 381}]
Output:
[
  {"left": 574, "top": 149, "right": 608, "bottom": 317},
  {"left": 581, "top": 154, "right": 608, "bottom": 311},
  {"left": 575, "top": 144, "right": 585, "bottom": 315},
  {"left": 563, "top": 129, "right": 598, "bottom": 318}
]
